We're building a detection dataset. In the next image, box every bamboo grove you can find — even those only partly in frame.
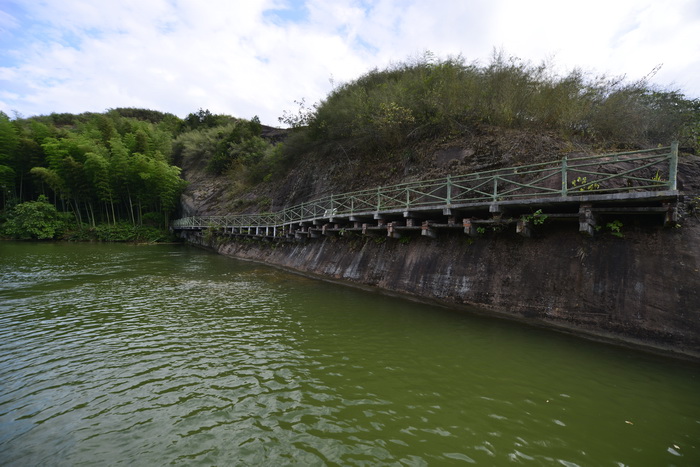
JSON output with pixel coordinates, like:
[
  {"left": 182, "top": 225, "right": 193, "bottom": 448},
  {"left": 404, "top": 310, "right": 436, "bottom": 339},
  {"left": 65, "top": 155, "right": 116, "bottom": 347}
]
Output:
[{"left": 0, "top": 109, "right": 190, "bottom": 236}]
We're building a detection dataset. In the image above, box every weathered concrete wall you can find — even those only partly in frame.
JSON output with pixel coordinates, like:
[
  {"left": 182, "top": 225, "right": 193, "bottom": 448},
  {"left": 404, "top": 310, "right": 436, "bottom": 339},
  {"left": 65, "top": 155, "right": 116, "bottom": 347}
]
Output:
[{"left": 182, "top": 218, "right": 700, "bottom": 360}]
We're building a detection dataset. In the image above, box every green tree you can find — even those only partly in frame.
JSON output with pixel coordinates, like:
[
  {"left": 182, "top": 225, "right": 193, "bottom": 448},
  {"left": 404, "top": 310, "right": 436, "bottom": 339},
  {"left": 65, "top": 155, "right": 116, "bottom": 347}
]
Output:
[
  {"left": 0, "top": 112, "right": 19, "bottom": 162},
  {"left": 84, "top": 151, "right": 115, "bottom": 224},
  {"left": 0, "top": 109, "right": 186, "bottom": 236},
  {"left": 29, "top": 166, "right": 64, "bottom": 200},
  {"left": 0, "top": 112, "right": 20, "bottom": 201},
  {"left": 108, "top": 136, "right": 137, "bottom": 225},
  {"left": 150, "top": 159, "right": 187, "bottom": 225},
  {"left": 0, "top": 164, "right": 15, "bottom": 209},
  {"left": 182, "top": 108, "right": 233, "bottom": 131},
  {"left": 2, "top": 195, "right": 68, "bottom": 239}
]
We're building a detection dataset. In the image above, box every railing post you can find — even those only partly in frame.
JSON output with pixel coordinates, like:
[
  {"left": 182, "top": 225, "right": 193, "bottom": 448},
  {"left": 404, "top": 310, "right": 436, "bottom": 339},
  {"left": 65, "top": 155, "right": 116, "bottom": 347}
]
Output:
[
  {"left": 446, "top": 175, "right": 452, "bottom": 205},
  {"left": 561, "top": 156, "right": 568, "bottom": 196},
  {"left": 377, "top": 187, "right": 381, "bottom": 212},
  {"left": 668, "top": 141, "right": 679, "bottom": 191},
  {"left": 492, "top": 176, "right": 498, "bottom": 202}
]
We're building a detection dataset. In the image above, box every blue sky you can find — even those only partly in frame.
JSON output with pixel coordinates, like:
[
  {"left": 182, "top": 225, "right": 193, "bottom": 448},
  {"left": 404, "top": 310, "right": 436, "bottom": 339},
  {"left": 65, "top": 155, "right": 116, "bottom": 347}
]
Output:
[{"left": 1, "top": 0, "right": 699, "bottom": 125}]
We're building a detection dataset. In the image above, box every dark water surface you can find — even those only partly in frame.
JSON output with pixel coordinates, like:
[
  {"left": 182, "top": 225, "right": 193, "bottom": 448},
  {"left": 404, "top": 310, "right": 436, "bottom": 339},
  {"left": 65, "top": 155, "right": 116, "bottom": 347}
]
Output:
[{"left": 0, "top": 241, "right": 698, "bottom": 466}]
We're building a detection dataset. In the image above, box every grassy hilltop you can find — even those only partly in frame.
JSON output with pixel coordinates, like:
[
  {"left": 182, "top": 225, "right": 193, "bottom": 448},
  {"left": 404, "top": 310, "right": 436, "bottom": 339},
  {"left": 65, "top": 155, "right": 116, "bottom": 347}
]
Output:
[{"left": 178, "top": 52, "right": 699, "bottom": 215}]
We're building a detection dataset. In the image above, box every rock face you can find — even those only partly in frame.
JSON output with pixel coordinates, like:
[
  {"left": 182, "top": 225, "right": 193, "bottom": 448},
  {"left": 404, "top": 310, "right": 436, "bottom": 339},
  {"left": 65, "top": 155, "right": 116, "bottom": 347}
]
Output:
[
  {"left": 177, "top": 141, "right": 700, "bottom": 359},
  {"left": 181, "top": 213, "right": 700, "bottom": 359}
]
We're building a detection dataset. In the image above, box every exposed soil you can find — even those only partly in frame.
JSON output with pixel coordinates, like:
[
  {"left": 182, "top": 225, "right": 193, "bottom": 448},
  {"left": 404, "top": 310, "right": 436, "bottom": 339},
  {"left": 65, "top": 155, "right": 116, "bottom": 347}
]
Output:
[{"left": 180, "top": 124, "right": 604, "bottom": 216}]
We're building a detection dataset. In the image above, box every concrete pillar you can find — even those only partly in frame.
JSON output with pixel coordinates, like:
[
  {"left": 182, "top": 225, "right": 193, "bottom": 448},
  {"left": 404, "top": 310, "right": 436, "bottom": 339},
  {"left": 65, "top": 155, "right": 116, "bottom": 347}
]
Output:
[
  {"left": 387, "top": 222, "right": 401, "bottom": 238},
  {"left": 579, "top": 203, "right": 597, "bottom": 236},
  {"left": 421, "top": 220, "right": 437, "bottom": 238},
  {"left": 664, "top": 203, "right": 678, "bottom": 227},
  {"left": 516, "top": 219, "right": 532, "bottom": 238},
  {"left": 463, "top": 218, "right": 478, "bottom": 237}
]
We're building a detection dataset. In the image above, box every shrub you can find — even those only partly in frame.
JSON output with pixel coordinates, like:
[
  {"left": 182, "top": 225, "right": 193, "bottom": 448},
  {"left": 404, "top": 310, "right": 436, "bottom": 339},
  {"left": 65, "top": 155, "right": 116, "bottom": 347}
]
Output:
[
  {"left": 173, "top": 118, "right": 272, "bottom": 176},
  {"left": 280, "top": 51, "right": 699, "bottom": 156},
  {"left": 68, "top": 222, "right": 175, "bottom": 242},
  {"left": 1, "top": 195, "right": 71, "bottom": 239}
]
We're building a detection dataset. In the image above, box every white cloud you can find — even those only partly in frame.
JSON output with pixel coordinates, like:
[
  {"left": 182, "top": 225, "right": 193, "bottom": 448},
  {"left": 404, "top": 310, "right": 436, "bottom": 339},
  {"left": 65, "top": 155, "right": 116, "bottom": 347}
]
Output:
[{"left": 0, "top": 0, "right": 698, "bottom": 124}]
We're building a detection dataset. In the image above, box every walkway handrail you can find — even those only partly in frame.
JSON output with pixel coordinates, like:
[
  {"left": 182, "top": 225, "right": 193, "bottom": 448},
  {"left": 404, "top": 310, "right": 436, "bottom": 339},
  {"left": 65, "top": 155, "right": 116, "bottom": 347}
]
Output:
[{"left": 172, "top": 143, "right": 678, "bottom": 230}]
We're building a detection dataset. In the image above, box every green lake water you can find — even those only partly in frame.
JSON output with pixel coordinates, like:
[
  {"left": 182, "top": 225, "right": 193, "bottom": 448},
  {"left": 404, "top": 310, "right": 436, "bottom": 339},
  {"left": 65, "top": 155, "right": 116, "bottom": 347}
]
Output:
[{"left": 0, "top": 241, "right": 698, "bottom": 466}]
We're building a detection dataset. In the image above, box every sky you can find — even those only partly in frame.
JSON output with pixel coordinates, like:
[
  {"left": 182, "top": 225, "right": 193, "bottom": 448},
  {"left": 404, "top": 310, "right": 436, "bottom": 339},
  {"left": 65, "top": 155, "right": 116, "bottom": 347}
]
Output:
[{"left": 1, "top": 0, "right": 699, "bottom": 126}]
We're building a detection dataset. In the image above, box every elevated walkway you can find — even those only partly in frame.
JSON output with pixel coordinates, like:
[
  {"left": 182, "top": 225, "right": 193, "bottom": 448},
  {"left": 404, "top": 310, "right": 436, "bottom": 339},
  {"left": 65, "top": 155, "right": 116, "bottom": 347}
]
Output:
[{"left": 173, "top": 143, "right": 680, "bottom": 240}]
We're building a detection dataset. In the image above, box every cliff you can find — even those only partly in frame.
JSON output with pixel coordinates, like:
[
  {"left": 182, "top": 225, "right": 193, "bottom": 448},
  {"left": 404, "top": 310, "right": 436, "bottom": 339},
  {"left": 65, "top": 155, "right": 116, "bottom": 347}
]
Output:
[{"left": 177, "top": 129, "right": 700, "bottom": 359}]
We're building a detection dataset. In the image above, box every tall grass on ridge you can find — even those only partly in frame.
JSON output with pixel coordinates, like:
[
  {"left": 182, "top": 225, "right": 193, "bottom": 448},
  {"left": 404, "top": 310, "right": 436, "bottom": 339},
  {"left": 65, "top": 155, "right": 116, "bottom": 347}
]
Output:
[{"left": 281, "top": 52, "right": 699, "bottom": 155}]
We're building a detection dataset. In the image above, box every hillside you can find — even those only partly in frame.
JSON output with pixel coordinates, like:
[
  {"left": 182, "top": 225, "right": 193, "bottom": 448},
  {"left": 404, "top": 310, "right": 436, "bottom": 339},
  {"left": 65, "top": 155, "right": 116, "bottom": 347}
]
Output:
[
  {"left": 2, "top": 53, "right": 698, "bottom": 242},
  {"left": 179, "top": 123, "right": 700, "bottom": 220},
  {"left": 177, "top": 54, "right": 699, "bottom": 218}
]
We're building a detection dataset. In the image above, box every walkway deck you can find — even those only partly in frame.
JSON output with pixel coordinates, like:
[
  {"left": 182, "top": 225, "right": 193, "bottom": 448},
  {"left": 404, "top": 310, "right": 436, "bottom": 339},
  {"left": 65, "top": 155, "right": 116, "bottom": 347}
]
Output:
[{"left": 173, "top": 143, "right": 680, "bottom": 240}]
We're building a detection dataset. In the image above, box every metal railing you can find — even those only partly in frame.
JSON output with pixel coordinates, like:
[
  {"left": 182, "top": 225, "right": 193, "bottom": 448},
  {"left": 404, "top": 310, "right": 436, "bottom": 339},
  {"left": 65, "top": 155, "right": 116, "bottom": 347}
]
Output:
[{"left": 172, "top": 142, "right": 678, "bottom": 231}]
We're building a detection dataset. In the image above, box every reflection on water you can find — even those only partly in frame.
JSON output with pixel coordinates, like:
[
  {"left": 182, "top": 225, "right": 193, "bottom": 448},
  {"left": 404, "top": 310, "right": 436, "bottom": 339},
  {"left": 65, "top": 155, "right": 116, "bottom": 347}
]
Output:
[{"left": 0, "top": 242, "right": 698, "bottom": 465}]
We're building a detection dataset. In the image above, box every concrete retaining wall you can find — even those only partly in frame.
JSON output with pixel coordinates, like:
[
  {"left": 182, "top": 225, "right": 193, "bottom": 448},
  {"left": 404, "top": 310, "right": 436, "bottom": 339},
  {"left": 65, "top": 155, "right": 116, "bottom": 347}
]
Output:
[{"left": 181, "top": 220, "right": 700, "bottom": 359}]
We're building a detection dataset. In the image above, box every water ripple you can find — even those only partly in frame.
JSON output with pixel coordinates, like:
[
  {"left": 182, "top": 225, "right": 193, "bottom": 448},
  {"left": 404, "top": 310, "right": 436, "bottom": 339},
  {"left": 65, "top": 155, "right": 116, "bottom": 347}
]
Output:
[{"left": 1, "top": 243, "right": 699, "bottom": 466}]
